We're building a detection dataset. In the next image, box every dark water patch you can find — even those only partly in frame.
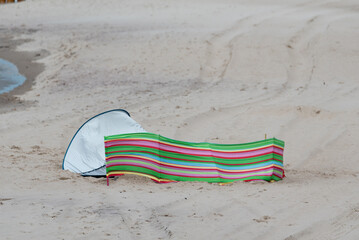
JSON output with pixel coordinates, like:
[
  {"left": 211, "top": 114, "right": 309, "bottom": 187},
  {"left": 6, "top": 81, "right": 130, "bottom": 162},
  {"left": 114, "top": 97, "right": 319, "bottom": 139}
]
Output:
[
  {"left": 0, "top": 58, "right": 26, "bottom": 94},
  {"left": 0, "top": 33, "right": 48, "bottom": 96}
]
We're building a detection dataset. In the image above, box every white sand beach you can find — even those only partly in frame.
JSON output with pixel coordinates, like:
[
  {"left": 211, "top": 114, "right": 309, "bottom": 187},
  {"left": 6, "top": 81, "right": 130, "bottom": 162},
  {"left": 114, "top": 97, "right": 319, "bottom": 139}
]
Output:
[{"left": 1, "top": 0, "right": 359, "bottom": 239}]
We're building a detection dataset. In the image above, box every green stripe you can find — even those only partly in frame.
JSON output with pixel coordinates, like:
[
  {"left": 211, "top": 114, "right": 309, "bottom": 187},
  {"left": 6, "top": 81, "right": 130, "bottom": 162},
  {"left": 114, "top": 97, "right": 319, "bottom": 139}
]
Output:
[{"left": 105, "top": 132, "right": 285, "bottom": 150}]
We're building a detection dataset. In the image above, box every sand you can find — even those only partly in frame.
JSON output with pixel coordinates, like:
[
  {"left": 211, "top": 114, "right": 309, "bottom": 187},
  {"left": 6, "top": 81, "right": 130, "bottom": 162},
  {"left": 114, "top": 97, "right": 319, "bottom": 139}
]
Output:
[{"left": 1, "top": 0, "right": 359, "bottom": 239}]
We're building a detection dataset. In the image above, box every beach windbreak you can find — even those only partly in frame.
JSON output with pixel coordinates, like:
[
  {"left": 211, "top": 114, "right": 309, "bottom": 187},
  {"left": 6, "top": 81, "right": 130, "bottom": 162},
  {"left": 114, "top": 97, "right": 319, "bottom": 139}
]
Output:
[{"left": 105, "top": 133, "right": 284, "bottom": 184}]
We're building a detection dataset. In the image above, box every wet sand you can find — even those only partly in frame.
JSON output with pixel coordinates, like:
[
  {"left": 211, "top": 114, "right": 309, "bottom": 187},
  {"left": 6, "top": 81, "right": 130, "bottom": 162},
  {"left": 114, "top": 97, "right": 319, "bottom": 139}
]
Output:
[{"left": 0, "top": 33, "right": 46, "bottom": 95}]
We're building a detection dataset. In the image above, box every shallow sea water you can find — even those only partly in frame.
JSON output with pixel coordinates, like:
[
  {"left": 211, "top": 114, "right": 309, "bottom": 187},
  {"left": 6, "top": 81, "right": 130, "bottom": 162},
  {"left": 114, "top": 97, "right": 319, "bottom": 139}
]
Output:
[{"left": 0, "top": 58, "right": 26, "bottom": 94}]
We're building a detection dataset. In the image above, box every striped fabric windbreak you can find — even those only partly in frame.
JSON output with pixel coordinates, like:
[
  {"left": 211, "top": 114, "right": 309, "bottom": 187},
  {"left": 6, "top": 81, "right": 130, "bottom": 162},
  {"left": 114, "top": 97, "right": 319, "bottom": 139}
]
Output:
[{"left": 105, "top": 132, "right": 285, "bottom": 185}]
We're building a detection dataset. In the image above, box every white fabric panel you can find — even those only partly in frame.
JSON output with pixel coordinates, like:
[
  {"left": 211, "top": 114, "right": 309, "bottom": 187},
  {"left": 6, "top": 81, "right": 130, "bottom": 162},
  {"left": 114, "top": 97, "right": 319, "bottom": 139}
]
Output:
[{"left": 63, "top": 110, "right": 145, "bottom": 173}]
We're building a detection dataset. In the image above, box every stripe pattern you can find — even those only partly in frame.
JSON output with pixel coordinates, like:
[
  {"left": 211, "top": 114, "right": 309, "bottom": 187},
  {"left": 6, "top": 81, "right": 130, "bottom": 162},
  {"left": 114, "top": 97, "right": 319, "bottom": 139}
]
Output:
[{"left": 105, "top": 133, "right": 285, "bottom": 184}]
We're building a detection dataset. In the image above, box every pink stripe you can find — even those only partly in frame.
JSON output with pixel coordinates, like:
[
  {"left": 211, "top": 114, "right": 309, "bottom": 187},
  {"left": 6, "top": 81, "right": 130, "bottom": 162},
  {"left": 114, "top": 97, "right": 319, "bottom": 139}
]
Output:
[
  {"left": 107, "top": 159, "right": 281, "bottom": 175},
  {"left": 107, "top": 161, "right": 217, "bottom": 173},
  {"left": 105, "top": 140, "right": 159, "bottom": 148},
  {"left": 107, "top": 162, "right": 277, "bottom": 179}
]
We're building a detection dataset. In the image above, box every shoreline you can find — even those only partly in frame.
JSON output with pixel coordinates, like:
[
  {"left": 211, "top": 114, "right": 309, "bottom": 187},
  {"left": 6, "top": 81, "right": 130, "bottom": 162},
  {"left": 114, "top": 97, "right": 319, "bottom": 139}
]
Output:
[{"left": 0, "top": 34, "right": 46, "bottom": 97}]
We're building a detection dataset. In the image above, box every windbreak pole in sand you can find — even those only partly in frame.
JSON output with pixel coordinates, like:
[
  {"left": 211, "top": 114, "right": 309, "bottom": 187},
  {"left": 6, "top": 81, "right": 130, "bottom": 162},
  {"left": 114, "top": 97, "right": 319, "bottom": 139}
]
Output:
[
  {"left": 63, "top": 109, "right": 146, "bottom": 176},
  {"left": 105, "top": 132, "right": 285, "bottom": 185}
]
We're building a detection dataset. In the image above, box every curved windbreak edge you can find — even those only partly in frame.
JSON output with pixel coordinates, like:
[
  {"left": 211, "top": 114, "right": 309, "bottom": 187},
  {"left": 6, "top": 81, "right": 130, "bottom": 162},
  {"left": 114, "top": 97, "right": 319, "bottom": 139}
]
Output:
[{"left": 62, "top": 109, "right": 131, "bottom": 170}]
